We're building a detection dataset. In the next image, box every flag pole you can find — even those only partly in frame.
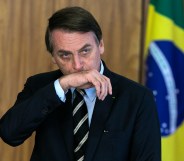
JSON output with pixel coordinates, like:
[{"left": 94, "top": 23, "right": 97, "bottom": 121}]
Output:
[{"left": 138, "top": 0, "right": 149, "bottom": 84}]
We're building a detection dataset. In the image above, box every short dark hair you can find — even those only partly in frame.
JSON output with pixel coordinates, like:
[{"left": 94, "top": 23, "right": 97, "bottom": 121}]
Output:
[{"left": 45, "top": 6, "right": 102, "bottom": 54}]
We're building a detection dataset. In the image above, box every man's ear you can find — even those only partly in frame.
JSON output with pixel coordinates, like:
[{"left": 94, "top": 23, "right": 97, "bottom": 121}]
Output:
[
  {"left": 99, "top": 39, "right": 104, "bottom": 55},
  {"left": 51, "top": 57, "right": 56, "bottom": 64}
]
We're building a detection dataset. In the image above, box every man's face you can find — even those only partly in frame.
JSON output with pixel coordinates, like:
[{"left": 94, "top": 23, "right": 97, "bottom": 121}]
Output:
[{"left": 51, "top": 29, "right": 104, "bottom": 75}]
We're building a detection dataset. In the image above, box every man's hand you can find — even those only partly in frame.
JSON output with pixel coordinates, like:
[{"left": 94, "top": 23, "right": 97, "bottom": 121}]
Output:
[{"left": 59, "top": 69, "right": 112, "bottom": 100}]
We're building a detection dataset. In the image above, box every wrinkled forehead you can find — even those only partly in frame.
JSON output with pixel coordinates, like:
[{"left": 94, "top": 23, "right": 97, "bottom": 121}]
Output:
[{"left": 50, "top": 30, "right": 99, "bottom": 52}]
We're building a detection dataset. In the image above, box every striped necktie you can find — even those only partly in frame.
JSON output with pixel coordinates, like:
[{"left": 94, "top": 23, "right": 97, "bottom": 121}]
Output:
[{"left": 73, "top": 89, "right": 89, "bottom": 161}]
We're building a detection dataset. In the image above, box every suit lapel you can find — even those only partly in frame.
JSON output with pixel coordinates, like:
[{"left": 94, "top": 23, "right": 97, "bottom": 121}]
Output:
[
  {"left": 84, "top": 64, "right": 118, "bottom": 161},
  {"left": 84, "top": 94, "right": 115, "bottom": 161}
]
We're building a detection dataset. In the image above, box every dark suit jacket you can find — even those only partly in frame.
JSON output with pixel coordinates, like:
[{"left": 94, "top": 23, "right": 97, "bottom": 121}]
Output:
[{"left": 0, "top": 63, "right": 161, "bottom": 161}]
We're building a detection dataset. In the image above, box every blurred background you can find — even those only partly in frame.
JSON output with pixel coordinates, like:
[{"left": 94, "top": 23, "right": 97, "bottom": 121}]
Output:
[{"left": 0, "top": 0, "right": 183, "bottom": 161}]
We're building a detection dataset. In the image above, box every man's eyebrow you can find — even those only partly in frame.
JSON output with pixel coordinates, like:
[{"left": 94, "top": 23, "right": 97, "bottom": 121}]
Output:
[
  {"left": 57, "top": 44, "right": 92, "bottom": 54},
  {"left": 57, "top": 49, "right": 72, "bottom": 55},
  {"left": 78, "top": 44, "right": 92, "bottom": 52}
]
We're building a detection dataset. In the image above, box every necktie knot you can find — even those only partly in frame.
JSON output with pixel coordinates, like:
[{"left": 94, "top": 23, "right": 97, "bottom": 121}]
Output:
[{"left": 75, "top": 89, "right": 86, "bottom": 97}]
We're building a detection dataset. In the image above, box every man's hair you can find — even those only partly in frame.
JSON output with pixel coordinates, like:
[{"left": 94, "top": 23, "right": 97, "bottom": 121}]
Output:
[{"left": 45, "top": 6, "right": 102, "bottom": 54}]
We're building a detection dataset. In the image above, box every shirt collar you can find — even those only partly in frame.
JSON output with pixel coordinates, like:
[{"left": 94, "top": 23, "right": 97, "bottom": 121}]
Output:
[{"left": 99, "top": 60, "right": 104, "bottom": 75}]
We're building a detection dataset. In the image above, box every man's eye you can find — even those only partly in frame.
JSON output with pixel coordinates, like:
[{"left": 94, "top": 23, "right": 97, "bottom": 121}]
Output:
[
  {"left": 58, "top": 52, "right": 70, "bottom": 58},
  {"left": 81, "top": 48, "right": 91, "bottom": 55}
]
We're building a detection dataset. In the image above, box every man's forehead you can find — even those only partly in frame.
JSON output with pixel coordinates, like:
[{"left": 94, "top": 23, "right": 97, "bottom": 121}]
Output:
[{"left": 51, "top": 30, "right": 97, "bottom": 50}]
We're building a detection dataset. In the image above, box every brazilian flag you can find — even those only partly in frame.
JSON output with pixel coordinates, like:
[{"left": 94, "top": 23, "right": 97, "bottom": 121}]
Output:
[{"left": 145, "top": 0, "right": 184, "bottom": 161}]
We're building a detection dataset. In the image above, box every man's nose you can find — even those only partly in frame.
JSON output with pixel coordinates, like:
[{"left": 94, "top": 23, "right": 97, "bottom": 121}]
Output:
[{"left": 73, "top": 55, "right": 82, "bottom": 71}]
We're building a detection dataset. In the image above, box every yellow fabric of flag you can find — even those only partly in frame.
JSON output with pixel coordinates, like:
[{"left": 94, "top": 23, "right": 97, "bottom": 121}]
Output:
[{"left": 145, "top": 1, "right": 184, "bottom": 161}]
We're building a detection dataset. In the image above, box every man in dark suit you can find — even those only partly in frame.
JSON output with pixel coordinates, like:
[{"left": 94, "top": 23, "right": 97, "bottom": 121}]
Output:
[{"left": 0, "top": 6, "right": 161, "bottom": 161}]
